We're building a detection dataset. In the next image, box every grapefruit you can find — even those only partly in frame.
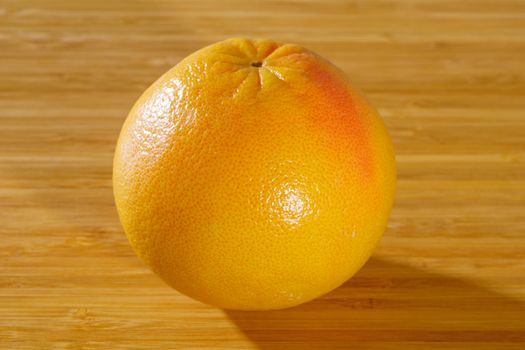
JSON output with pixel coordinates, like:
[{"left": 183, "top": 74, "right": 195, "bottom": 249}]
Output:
[{"left": 113, "top": 38, "right": 396, "bottom": 310}]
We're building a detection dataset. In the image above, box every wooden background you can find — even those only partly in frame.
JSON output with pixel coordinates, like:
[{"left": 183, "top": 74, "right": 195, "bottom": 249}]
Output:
[{"left": 1, "top": 0, "right": 525, "bottom": 349}]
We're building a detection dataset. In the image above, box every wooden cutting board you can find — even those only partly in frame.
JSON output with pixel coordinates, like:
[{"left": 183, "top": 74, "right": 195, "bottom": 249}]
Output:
[{"left": 2, "top": 1, "right": 524, "bottom": 349}]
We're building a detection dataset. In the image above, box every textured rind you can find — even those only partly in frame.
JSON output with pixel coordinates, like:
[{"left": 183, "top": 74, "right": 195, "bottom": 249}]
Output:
[{"left": 113, "top": 38, "right": 396, "bottom": 310}]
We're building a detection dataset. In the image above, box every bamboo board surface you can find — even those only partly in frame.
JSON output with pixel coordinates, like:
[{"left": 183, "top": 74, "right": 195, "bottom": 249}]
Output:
[{"left": 1, "top": 1, "right": 525, "bottom": 349}]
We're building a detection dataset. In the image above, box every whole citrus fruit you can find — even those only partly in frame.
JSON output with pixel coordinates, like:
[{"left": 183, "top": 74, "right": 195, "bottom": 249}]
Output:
[{"left": 113, "top": 38, "right": 396, "bottom": 310}]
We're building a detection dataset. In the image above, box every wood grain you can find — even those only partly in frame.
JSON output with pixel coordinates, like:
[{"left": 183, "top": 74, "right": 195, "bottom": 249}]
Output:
[{"left": 1, "top": 0, "right": 525, "bottom": 349}]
